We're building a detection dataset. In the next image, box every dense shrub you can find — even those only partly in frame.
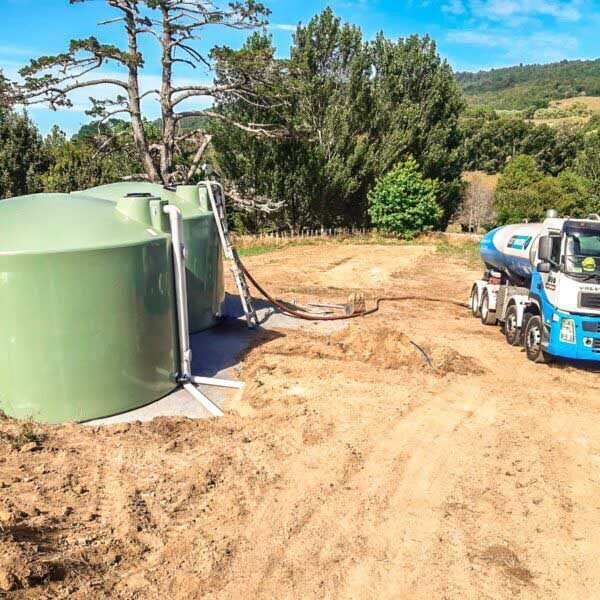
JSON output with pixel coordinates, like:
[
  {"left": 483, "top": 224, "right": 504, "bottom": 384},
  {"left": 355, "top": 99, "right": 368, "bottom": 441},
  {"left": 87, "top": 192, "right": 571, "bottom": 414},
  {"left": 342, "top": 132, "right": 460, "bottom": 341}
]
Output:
[{"left": 368, "top": 159, "right": 441, "bottom": 238}]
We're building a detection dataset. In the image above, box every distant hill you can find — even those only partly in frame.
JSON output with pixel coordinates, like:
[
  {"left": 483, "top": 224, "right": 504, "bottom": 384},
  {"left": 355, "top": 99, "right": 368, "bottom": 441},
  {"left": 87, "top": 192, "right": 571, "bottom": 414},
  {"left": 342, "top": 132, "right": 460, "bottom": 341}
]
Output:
[{"left": 457, "top": 59, "right": 600, "bottom": 111}]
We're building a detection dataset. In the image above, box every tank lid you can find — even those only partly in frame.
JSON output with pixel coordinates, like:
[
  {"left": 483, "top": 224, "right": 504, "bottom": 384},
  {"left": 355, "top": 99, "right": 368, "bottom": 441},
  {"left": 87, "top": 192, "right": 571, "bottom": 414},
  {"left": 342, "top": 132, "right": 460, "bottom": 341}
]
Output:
[
  {"left": 73, "top": 182, "right": 211, "bottom": 216},
  {"left": 74, "top": 182, "right": 178, "bottom": 203},
  {"left": 0, "top": 194, "right": 167, "bottom": 256}
]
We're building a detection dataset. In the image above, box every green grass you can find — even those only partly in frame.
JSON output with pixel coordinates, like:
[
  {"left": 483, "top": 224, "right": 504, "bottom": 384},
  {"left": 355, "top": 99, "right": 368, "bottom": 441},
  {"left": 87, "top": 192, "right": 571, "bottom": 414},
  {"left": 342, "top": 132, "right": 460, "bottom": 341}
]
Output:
[
  {"left": 237, "top": 245, "right": 282, "bottom": 257},
  {"left": 234, "top": 232, "right": 448, "bottom": 257},
  {"left": 435, "top": 241, "right": 483, "bottom": 269}
]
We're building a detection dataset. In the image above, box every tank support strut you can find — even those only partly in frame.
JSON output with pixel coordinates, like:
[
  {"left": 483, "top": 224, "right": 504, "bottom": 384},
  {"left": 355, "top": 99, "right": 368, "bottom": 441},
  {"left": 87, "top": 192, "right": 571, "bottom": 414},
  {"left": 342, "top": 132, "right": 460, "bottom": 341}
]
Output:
[
  {"left": 183, "top": 383, "right": 225, "bottom": 418},
  {"left": 191, "top": 376, "right": 245, "bottom": 390},
  {"left": 164, "top": 204, "right": 244, "bottom": 418}
]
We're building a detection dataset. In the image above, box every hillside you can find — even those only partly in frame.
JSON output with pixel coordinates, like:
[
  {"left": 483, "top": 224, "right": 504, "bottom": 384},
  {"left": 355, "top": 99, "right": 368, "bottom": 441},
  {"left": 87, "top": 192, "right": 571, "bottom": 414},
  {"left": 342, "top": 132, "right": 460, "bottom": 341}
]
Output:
[{"left": 457, "top": 58, "right": 600, "bottom": 111}]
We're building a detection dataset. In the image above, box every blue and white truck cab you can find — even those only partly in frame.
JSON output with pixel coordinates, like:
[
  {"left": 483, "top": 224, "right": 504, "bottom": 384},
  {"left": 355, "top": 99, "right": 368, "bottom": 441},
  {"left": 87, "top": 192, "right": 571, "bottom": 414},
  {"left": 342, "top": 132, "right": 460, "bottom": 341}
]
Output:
[{"left": 470, "top": 210, "right": 600, "bottom": 363}]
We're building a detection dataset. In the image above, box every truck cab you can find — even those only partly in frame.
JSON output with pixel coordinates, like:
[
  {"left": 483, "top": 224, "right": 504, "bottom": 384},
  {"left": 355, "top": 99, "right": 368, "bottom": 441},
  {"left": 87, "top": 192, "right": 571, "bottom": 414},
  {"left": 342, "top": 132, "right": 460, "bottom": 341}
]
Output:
[{"left": 471, "top": 213, "right": 600, "bottom": 363}]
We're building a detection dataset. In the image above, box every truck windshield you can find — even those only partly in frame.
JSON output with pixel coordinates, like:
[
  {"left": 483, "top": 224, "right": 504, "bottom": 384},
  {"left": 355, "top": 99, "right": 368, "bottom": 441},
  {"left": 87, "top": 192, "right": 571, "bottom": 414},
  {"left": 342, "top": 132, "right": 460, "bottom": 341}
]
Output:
[{"left": 565, "top": 228, "right": 600, "bottom": 277}]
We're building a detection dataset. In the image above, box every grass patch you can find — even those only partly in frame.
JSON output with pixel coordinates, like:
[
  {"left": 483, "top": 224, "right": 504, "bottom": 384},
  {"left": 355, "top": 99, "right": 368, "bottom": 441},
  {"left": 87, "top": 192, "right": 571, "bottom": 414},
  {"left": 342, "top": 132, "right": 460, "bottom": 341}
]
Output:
[
  {"left": 436, "top": 240, "right": 483, "bottom": 269},
  {"left": 234, "top": 232, "right": 484, "bottom": 267},
  {"left": 233, "top": 232, "right": 447, "bottom": 257},
  {"left": 237, "top": 245, "right": 284, "bottom": 257}
]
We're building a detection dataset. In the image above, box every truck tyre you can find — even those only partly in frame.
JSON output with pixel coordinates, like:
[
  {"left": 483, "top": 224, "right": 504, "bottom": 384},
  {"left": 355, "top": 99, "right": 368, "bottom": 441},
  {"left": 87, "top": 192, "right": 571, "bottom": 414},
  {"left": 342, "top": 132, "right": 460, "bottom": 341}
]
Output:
[
  {"left": 470, "top": 286, "right": 481, "bottom": 318},
  {"left": 524, "top": 315, "right": 552, "bottom": 364},
  {"left": 480, "top": 289, "right": 497, "bottom": 326},
  {"left": 504, "top": 305, "right": 521, "bottom": 346}
]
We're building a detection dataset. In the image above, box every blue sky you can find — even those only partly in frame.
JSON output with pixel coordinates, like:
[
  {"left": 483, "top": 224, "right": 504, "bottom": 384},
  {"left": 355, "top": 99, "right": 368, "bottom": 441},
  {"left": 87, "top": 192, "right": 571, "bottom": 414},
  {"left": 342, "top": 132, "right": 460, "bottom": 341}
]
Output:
[{"left": 1, "top": 0, "right": 599, "bottom": 134}]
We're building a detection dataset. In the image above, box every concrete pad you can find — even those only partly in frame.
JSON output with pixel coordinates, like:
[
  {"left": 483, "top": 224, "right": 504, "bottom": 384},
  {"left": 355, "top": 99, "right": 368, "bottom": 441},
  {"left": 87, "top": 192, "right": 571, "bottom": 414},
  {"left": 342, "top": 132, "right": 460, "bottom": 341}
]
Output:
[{"left": 87, "top": 293, "right": 348, "bottom": 425}]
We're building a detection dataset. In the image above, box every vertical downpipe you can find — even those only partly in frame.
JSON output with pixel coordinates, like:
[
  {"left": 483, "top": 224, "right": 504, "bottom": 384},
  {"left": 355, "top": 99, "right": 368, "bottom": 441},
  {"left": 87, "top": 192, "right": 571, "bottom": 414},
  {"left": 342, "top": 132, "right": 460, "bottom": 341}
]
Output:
[{"left": 163, "top": 204, "right": 192, "bottom": 380}]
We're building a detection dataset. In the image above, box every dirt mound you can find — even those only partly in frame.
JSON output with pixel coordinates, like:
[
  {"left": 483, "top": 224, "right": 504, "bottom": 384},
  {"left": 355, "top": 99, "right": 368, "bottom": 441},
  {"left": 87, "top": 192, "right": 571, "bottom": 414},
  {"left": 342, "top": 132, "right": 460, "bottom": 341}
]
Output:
[
  {"left": 253, "top": 325, "right": 484, "bottom": 375},
  {"left": 428, "top": 346, "right": 486, "bottom": 376}
]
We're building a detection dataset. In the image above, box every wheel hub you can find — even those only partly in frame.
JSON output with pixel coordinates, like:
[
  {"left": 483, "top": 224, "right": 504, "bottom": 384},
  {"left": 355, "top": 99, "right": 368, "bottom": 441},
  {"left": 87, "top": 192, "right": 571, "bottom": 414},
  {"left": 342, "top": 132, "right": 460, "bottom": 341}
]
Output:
[
  {"left": 507, "top": 314, "right": 517, "bottom": 336},
  {"left": 528, "top": 325, "right": 541, "bottom": 354}
]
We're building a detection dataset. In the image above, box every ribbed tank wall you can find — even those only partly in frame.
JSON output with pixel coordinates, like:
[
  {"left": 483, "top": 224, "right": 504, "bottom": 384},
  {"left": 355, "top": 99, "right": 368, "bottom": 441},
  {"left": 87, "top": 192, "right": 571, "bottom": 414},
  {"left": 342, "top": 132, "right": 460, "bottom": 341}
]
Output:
[
  {"left": 0, "top": 194, "right": 179, "bottom": 423},
  {"left": 74, "top": 183, "right": 224, "bottom": 333},
  {"left": 182, "top": 213, "right": 225, "bottom": 332},
  {"left": 0, "top": 244, "right": 179, "bottom": 423}
]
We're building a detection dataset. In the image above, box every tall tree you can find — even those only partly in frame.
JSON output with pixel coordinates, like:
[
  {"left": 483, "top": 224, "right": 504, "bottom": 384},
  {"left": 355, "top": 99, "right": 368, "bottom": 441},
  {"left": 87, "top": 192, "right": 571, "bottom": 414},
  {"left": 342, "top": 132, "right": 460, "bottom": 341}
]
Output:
[
  {"left": 460, "top": 109, "right": 583, "bottom": 175},
  {"left": 211, "top": 33, "right": 293, "bottom": 227},
  {"left": 16, "top": 0, "right": 287, "bottom": 184},
  {"left": 213, "top": 11, "right": 375, "bottom": 230},
  {"left": 213, "top": 9, "right": 465, "bottom": 231},
  {"left": 0, "top": 109, "right": 47, "bottom": 199},
  {"left": 495, "top": 154, "right": 595, "bottom": 224},
  {"left": 575, "top": 131, "right": 600, "bottom": 204},
  {"left": 0, "top": 71, "right": 12, "bottom": 109},
  {"left": 369, "top": 33, "right": 464, "bottom": 226},
  {"left": 291, "top": 8, "right": 373, "bottom": 227}
]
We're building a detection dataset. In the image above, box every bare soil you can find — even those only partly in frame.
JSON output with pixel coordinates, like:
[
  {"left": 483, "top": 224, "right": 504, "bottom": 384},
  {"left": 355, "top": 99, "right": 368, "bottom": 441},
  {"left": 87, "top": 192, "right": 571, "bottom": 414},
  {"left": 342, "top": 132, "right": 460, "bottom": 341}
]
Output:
[
  {"left": 2, "top": 242, "right": 600, "bottom": 599},
  {"left": 550, "top": 96, "right": 600, "bottom": 111}
]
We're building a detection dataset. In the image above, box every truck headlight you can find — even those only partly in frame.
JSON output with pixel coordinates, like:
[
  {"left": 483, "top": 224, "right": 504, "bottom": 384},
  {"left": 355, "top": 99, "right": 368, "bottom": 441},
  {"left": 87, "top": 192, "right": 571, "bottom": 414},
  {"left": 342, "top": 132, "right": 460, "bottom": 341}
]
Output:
[{"left": 560, "top": 318, "right": 576, "bottom": 344}]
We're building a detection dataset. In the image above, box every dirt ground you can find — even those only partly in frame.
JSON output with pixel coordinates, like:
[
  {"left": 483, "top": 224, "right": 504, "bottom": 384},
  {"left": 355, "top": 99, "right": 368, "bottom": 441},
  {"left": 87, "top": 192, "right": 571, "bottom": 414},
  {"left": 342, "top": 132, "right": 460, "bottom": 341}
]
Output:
[{"left": 2, "top": 241, "right": 600, "bottom": 599}]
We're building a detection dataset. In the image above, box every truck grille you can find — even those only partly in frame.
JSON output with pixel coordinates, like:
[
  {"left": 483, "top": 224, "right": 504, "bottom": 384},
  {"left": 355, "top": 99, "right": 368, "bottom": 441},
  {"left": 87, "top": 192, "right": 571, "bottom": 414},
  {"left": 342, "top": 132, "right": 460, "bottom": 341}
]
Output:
[
  {"left": 579, "top": 293, "right": 600, "bottom": 309},
  {"left": 593, "top": 339, "right": 600, "bottom": 353},
  {"left": 582, "top": 321, "right": 600, "bottom": 333}
]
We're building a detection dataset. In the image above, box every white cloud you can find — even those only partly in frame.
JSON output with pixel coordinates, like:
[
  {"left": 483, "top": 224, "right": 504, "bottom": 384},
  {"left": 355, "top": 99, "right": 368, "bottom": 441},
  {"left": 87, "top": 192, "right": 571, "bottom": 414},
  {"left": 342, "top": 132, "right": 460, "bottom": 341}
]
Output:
[
  {"left": 441, "top": 0, "right": 585, "bottom": 25},
  {"left": 271, "top": 23, "right": 297, "bottom": 32},
  {"left": 469, "top": 0, "right": 582, "bottom": 23},
  {"left": 442, "top": 0, "right": 467, "bottom": 15},
  {"left": 0, "top": 44, "right": 40, "bottom": 58},
  {"left": 446, "top": 28, "right": 579, "bottom": 63}
]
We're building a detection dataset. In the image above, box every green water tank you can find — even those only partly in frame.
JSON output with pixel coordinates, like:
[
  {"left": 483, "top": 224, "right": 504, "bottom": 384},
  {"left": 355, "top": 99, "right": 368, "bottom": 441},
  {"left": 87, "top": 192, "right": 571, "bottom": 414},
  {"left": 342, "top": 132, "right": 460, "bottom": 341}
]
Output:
[
  {"left": 0, "top": 193, "right": 179, "bottom": 423},
  {"left": 75, "top": 183, "right": 225, "bottom": 333}
]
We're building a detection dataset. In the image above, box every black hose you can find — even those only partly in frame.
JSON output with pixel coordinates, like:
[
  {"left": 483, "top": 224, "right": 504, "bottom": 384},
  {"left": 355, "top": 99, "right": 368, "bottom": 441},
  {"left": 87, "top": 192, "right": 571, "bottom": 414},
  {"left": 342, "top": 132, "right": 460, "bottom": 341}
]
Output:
[
  {"left": 237, "top": 257, "right": 472, "bottom": 367},
  {"left": 410, "top": 341, "right": 433, "bottom": 367},
  {"left": 238, "top": 259, "right": 469, "bottom": 321}
]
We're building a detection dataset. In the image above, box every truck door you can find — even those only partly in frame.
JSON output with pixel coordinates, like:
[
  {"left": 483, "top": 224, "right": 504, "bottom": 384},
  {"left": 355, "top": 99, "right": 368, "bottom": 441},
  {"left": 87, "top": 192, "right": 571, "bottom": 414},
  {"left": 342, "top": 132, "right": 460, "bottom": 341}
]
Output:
[{"left": 536, "top": 233, "right": 562, "bottom": 306}]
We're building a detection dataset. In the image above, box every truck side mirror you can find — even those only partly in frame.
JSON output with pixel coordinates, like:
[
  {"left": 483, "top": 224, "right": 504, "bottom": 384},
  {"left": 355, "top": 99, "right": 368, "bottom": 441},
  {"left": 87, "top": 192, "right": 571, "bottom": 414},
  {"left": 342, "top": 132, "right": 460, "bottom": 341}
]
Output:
[
  {"left": 537, "top": 261, "right": 551, "bottom": 274},
  {"left": 538, "top": 236, "right": 553, "bottom": 262}
]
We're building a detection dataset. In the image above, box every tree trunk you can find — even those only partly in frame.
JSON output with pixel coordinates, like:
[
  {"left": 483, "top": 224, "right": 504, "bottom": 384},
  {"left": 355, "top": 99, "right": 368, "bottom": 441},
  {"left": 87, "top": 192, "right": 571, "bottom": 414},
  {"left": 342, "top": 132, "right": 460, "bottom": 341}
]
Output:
[
  {"left": 125, "top": 13, "right": 159, "bottom": 182},
  {"left": 160, "top": 7, "right": 176, "bottom": 182}
]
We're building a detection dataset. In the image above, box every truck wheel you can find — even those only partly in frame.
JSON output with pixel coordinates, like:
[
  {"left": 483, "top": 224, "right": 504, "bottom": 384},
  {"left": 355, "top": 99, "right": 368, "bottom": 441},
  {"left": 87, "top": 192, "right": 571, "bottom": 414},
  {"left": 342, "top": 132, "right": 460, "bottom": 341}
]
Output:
[
  {"left": 480, "top": 290, "right": 497, "bottom": 326},
  {"left": 504, "top": 305, "right": 521, "bottom": 346},
  {"left": 524, "top": 315, "right": 552, "bottom": 364},
  {"left": 470, "top": 286, "right": 481, "bottom": 318}
]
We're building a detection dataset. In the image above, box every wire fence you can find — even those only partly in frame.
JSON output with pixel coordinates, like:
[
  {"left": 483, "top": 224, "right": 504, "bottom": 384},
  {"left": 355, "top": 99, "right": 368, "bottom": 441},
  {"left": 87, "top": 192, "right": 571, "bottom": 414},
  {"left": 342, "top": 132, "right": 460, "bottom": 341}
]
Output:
[
  {"left": 233, "top": 227, "right": 370, "bottom": 241},
  {"left": 230, "top": 228, "right": 482, "bottom": 247}
]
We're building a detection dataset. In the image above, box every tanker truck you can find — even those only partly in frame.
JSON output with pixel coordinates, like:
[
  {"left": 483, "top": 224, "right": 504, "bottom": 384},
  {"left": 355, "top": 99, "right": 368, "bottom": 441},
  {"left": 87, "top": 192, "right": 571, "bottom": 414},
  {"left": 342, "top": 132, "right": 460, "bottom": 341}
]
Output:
[{"left": 470, "top": 210, "right": 600, "bottom": 363}]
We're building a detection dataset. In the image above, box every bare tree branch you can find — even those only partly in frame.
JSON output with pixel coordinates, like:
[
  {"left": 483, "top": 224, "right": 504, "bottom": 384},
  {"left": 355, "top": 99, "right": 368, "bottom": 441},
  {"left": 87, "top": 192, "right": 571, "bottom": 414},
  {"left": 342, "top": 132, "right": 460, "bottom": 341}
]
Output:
[
  {"left": 14, "top": 0, "right": 287, "bottom": 184},
  {"left": 185, "top": 133, "right": 212, "bottom": 183},
  {"left": 225, "top": 184, "right": 285, "bottom": 213}
]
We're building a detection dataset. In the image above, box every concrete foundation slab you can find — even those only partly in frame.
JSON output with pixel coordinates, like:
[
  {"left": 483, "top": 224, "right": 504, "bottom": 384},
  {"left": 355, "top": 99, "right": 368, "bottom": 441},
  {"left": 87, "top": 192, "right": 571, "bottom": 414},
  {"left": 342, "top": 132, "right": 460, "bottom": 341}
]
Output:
[{"left": 87, "top": 294, "right": 348, "bottom": 425}]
